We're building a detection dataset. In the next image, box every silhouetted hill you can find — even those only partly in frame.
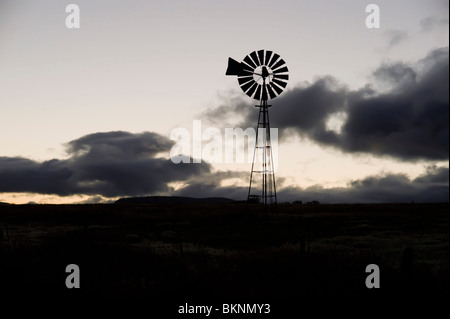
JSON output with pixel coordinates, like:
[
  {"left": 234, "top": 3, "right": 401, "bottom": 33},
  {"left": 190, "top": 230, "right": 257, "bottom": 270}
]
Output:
[
  {"left": 115, "top": 196, "right": 235, "bottom": 205},
  {"left": 0, "top": 202, "right": 11, "bottom": 205}
]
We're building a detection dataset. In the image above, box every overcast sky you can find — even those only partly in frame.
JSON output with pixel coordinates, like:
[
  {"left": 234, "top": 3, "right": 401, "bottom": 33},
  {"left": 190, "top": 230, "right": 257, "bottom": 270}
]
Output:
[{"left": 0, "top": 0, "right": 448, "bottom": 204}]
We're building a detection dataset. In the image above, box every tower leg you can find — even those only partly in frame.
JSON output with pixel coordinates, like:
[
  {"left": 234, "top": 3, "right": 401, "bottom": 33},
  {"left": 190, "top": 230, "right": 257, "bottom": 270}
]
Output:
[{"left": 247, "top": 100, "right": 277, "bottom": 212}]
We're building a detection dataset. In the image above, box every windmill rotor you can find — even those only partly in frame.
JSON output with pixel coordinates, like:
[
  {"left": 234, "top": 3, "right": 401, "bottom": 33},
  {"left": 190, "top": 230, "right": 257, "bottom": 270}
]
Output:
[{"left": 226, "top": 50, "right": 289, "bottom": 101}]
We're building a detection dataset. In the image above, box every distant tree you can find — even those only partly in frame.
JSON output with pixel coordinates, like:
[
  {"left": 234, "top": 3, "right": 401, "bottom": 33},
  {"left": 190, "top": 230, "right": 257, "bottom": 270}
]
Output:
[{"left": 293, "top": 200, "right": 302, "bottom": 205}]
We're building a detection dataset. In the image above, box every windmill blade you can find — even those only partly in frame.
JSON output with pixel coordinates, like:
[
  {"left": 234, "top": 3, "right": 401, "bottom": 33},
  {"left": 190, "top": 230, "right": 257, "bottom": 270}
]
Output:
[
  {"left": 272, "top": 78, "right": 287, "bottom": 88},
  {"left": 241, "top": 60, "right": 254, "bottom": 71},
  {"left": 250, "top": 51, "right": 261, "bottom": 66},
  {"left": 240, "top": 81, "right": 254, "bottom": 93},
  {"left": 238, "top": 75, "right": 254, "bottom": 85},
  {"left": 257, "top": 50, "right": 265, "bottom": 66},
  {"left": 273, "top": 73, "right": 289, "bottom": 81},
  {"left": 241, "top": 62, "right": 254, "bottom": 73},
  {"left": 264, "top": 50, "right": 273, "bottom": 66},
  {"left": 273, "top": 66, "right": 288, "bottom": 74},
  {"left": 254, "top": 84, "right": 262, "bottom": 100},
  {"left": 271, "top": 59, "right": 286, "bottom": 71},
  {"left": 268, "top": 53, "right": 280, "bottom": 68},
  {"left": 270, "top": 82, "right": 284, "bottom": 95},
  {"left": 238, "top": 68, "right": 254, "bottom": 76},
  {"left": 241, "top": 79, "right": 256, "bottom": 92},
  {"left": 266, "top": 84, "right": 277, "bottom": 99},
  {"left": 246, "top": 81, "right": 258, "bottom": 97},
  {"left": 243, "top": 55, "right": 257, "bottom": 69},
  {"left": 241, "top": 70, "right": 254, "bottom": 76}
]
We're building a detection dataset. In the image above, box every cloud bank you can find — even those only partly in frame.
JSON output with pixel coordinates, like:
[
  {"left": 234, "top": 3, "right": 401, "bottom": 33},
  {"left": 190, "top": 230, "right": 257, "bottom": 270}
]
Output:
[
  {"left": 277, "top": 165, "right": 448, "bottom": 203},
  {"left": 0, "top": 131, "right": 447, "bottom": 203},
  {"left": 0, "top": 131, "right": 211, "bottom": 197},
  {"left": 206, "top": 47, "right": 449, "bottom": 161}
]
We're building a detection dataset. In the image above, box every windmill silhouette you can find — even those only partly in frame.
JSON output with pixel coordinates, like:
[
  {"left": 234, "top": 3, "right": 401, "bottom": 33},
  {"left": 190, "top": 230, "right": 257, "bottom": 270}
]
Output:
[{"left": 226, "top": 50, "right": 289, "bottom": 210}]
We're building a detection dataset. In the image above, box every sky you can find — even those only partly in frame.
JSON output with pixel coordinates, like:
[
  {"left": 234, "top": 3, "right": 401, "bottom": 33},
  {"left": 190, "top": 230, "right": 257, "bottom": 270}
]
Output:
[{"left": 0, "top": 0, "right": 448, "bottom": 204}]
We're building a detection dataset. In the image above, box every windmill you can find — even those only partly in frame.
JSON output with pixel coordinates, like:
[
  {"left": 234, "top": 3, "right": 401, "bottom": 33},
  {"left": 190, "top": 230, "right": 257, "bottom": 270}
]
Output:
[{"left": 226, "top": 49, "right": 289, "bottom": 210}]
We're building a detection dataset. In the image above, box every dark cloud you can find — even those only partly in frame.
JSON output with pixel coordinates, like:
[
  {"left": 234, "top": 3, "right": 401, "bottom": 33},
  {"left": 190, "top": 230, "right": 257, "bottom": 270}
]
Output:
[
  {"left": 275, "top": 166, "right": 449, "bottom": 204},
  {"left": 384, "top": 29, "right": 408, "bottom": 48},
  {"left": 0, "top": 131, "right": 447, "bottom": 203},
  {"left": 171, "top": 166, "right": 449, "bottom": 204},
  {"left": 420, "top": 16, "right": 449, "bottom": 32},
  {"left": 0, "top": 131, "right": 211, "bottom": 197},
  {"left": 202, "top": 92, "right": 252, "bottom": 128},
  {"left": 341, "top": 48, "right": 448, "bottom": 160},
  {"left": 372, "top": 62, "right": 416, "bottom": 90},
  {"left": 172, "top": 170, "right": 248, "bottom": 199},
  {"left": 73, "top": 196, "right": 116, "bottom": 204},
  {"left": 210, "top": 47, "right": 449, "bottom": 161},
  {"left": 174, "top": 183, "right": 247, "bottom": 200},
  {"left": 272, "top": 76, "right": 346, "bottom": 134},
  {"left": 67, "top": 131, "right": 173, "bottom": 158},
  {"left": 0, "top": 157, "right": 73, "bottom": 195},
  {"left": 413, "top": 165, "right": 449, "bottom": 184}
]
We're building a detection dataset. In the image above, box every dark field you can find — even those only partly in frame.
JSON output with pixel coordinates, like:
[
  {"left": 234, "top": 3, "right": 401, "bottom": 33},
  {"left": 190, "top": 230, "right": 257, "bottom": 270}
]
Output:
[{"left": 0, "top": 202, "right": 448, "bottom": 305}]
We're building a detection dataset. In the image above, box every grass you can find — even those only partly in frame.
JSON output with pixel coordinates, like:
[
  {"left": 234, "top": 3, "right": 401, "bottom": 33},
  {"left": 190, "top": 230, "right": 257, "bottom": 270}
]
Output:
[{"left": 0, "top": 202, "right": 448, "bottom": 302}]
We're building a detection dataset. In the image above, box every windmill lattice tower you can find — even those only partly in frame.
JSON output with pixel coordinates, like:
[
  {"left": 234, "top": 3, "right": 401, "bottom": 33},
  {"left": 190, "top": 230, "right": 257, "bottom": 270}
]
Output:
[{"left": 226, "top": 50, "right": 289, "bottom": 210}]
